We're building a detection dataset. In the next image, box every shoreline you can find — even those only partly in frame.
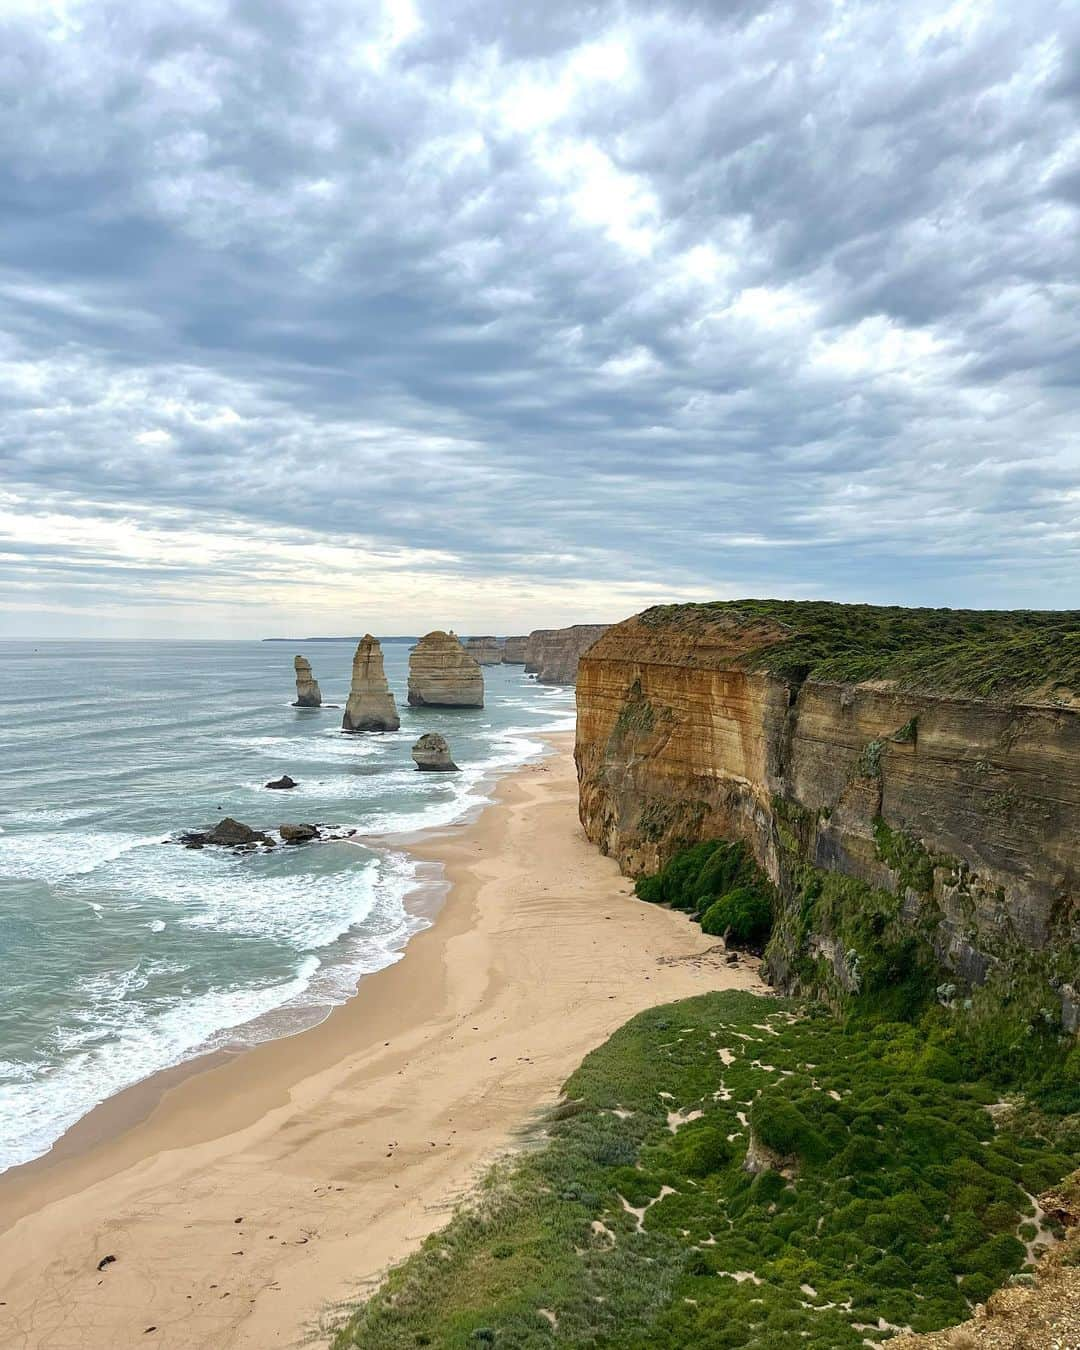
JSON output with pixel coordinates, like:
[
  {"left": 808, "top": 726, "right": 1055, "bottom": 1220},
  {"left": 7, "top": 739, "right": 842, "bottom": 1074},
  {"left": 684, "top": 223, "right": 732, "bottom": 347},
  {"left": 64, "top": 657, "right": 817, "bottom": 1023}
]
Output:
[{"left": 0, "top": 733, "right": 768, "bottom": 1349}]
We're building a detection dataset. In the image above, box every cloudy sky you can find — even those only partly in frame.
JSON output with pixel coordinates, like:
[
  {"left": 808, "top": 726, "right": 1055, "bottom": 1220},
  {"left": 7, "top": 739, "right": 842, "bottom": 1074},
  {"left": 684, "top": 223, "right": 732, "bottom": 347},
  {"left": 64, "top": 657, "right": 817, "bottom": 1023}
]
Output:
[{"left": 2, "top": 0, "right": 1077, "bottom": 638}]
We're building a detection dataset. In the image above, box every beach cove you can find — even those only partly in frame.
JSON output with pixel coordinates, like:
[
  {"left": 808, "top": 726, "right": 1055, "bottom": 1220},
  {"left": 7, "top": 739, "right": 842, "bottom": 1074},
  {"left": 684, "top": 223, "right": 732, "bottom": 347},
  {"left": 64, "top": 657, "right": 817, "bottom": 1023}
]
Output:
[{"left": 0, "top": 735, "right": 766, "bottom": 1349}]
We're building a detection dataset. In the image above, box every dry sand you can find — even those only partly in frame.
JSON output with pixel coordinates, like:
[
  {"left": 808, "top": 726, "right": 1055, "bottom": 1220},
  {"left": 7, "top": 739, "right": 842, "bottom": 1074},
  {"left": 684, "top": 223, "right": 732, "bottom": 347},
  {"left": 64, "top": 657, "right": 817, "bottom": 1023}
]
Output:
[{"left": 0, "top": 735, "right": 767, "bottom": 1349}]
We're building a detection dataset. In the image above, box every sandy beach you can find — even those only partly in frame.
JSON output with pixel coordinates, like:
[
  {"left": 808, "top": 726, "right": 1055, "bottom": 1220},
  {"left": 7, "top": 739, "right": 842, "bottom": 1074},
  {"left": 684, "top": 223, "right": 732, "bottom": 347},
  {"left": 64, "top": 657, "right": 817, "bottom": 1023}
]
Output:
[{"left": 0, "top": 734, "right": 767, "bottom": 1350}]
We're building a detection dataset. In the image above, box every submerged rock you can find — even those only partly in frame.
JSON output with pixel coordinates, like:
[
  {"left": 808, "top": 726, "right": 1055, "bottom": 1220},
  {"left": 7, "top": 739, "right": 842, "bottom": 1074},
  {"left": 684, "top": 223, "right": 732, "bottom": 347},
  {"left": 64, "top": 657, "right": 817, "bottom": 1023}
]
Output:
[
  {"left": 407, "top": 631, "right": 484, "bottom": 708},
  {"left": 411, "top": 732, "right": 459, "bottom": 772},
  {"left": 265, "top": 774, "right": 297, "bottom": 790},
  {"left": 292, "top": 655, "right": 322, "bottom": 707},
  {"left": 279, "top": 822, "right": 320, "bottom": 844},
  {"left": 342, "top": 634, "right": 401, "bottom": 732}
]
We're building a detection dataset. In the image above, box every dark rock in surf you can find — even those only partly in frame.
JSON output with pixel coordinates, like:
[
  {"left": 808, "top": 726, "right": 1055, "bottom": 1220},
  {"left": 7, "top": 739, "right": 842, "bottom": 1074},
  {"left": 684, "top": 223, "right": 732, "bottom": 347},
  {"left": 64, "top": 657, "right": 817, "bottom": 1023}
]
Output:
[
  {"left": 279, "top": 822, "right": 320, "bottom": 844},
  {"left": 265, "top": 774, "right": 297, "bottom": 790}
]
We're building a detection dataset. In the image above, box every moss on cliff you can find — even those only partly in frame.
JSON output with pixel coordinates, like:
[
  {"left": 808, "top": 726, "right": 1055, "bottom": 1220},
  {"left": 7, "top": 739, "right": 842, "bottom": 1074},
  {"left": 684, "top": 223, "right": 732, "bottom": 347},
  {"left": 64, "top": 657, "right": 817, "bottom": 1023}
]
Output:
[
  {"left": 635, "top": 839, "right": 776, "bottom": 947},
  {"left": 333, "top": 992, "right": 1077, "bottom": 1350},
  {"left": 636, "top": 600, "right": 1078, "bottom": 701}
]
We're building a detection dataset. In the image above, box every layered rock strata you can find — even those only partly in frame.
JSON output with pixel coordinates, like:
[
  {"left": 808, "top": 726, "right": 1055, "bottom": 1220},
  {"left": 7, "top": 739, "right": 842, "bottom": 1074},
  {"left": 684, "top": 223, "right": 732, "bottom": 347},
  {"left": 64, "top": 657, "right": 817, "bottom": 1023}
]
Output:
[
  {"left": 526, "top": 624, "right": 609, "bottom": 684},
  {"left": 411, "top": 732, "right": 459, "bottom": 771},
  {"left": 501, "top": 636, "right": 528, "bottom": 663},
  {"left": 342, "top": 634, "right": 401, "bottom": 731},
  {"left": 576, "top": 605, "right": 1079, "bottom": 1024},
  {"left": 292, "top": 654, "right": 322, "bottom": 707},
  {"left": 407, "top": 631, "right": 484, "bottom": 708},
  {"left": 463, "top": 635, "right": 503, "bottom": 665},
  {"left": 524, "top": 630, "right": 558, "bottom": 674}
]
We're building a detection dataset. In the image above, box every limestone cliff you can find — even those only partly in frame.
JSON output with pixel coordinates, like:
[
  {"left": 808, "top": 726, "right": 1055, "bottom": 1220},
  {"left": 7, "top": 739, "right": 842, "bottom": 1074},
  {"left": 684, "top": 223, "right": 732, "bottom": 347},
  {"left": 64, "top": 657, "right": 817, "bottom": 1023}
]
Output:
[
  {"left": 525, "top": 624, "right": 609, "bottom": 684},
  {"left": 576, "top": 602, "right": 1079, "bottom": 1026},
  {"left": 342, "top": 634, "right": 400, "bottom": 732},
  {"left": 501, "top": 636, "right": 528, "bottom": 664},
  {"left": 292, "top": 654, "right": 322, "bottom": 707},
  {"left": 463, "top": 635, "right": 503, "bottom": 665},
  {"left": 407, "top": 631, "right": 484, "bottom": 708}
]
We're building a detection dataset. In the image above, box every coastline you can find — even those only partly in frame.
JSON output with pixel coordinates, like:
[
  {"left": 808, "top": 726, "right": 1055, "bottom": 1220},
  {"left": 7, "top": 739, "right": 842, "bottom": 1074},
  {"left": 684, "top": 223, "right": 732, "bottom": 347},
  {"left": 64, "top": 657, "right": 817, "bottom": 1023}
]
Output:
[{"left": 0, "top": 733, "right": 768, "bottom": 1349}]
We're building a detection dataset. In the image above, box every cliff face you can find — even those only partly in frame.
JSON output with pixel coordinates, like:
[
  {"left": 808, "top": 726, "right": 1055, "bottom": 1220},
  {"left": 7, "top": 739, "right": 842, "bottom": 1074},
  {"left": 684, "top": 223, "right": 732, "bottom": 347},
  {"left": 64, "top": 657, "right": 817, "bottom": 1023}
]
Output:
[
  {"left": 501, "top": 636, "right": 528, "bottom": 664},
  {"left": 525, "top": 624, "right": 610, "bottom": 684},
  {"left": 576, "top": 607, "right": 1079, "bottom": 1024},
  {"left": 408, "top": 631, "right": 484, "bottom": 708},
  {"left": 463, "top": 636, "right": 503, "bottom": 665},
  {"left": 342, "top": 635, "right": 400, "bottom": 731}
]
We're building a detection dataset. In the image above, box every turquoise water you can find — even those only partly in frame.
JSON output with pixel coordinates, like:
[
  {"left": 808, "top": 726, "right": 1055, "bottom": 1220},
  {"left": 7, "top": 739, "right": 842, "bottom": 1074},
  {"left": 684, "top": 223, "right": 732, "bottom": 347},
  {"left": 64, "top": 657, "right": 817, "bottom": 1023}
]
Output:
[{"left": 0, "top": 640, "right": 574, "bottom": 1173}]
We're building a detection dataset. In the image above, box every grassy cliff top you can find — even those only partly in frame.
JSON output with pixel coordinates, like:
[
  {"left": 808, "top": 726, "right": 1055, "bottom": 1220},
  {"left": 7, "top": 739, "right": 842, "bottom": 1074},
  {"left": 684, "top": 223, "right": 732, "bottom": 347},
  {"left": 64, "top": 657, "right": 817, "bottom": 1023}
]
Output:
[{"left": 636, "top": 600, "right": 1079, "bottom": 702}]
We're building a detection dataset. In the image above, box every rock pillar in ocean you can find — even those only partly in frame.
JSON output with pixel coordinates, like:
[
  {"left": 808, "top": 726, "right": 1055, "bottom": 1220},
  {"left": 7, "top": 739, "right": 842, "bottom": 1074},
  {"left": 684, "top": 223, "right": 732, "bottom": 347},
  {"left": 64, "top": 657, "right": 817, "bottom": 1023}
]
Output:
[
  {"left": 463, "top": 635, "right": 503, "bottom": 665},
  {"left": 411, "top": 732, "right": 459, "bottom": 771},
  {"left": 407, "top": 631, "right": 484, "bottom": 708},
  {"left": 293, "top": 655, "right": 322, "bottom": 707},
  {"left": 501, "top": 636, "right": 528, "bottom": 664},
  {"left": 342, "top": 635, "right": 401, "bottom": 732}
]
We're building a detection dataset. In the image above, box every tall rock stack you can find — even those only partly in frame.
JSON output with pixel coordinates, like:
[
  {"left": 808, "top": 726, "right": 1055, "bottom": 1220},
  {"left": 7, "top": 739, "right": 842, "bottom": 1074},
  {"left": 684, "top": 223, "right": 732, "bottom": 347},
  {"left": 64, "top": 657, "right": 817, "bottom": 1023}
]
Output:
[
  {"left": 464, "top": 635, "right": 503, "bottom": 665},
  {"left": 501, "top": 636, "right": 528, "bottom": 664},
  {"left": 407, "top": 631, "right": 484, "bottom": 708},
  {"left": 342, "top": 635, "right": 401, "bottom": 731},
  {"left": 292, "top": 655, "right": 322, "bottom": 707}
]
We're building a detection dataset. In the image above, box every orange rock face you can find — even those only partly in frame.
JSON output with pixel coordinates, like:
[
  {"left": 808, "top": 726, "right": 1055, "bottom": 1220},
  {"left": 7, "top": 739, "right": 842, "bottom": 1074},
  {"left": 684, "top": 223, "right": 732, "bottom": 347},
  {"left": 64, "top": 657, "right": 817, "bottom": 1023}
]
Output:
[
  {"left": 575, "top": 609, "right": 1080, "bottom": 1009},
  {"left": 525, "top": 624, "right": 609, "bottom": 684}
]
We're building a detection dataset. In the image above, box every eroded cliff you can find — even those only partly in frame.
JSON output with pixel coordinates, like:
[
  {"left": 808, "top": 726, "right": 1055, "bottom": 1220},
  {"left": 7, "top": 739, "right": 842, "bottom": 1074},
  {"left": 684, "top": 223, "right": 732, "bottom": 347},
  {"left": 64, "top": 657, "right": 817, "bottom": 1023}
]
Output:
[
  {"left": 525, "top": 623, "right": 610, "bottom": 684},
  {"left": 576, "top": 602, "right": 1079, "bottom": 1026}
]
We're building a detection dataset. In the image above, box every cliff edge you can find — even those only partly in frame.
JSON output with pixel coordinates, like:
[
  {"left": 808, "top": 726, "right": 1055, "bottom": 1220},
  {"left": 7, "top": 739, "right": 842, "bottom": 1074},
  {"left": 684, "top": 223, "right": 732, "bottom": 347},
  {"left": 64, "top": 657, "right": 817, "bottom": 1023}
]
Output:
[{"left": 576, "top": 601, "right": 1079, "bottom": 1026}]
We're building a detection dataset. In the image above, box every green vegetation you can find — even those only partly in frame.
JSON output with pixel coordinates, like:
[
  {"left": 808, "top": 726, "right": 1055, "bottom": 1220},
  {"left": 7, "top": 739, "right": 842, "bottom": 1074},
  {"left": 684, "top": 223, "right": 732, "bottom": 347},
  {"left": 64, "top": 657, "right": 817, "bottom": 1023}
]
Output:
[
  {"left": 333, "top": 991, "right": 1078, "bottom": 1350},
  {"left": 635, "top": 840, "right": 775, "bottom": 949},
  {"left": 637, "top": 599, "right": 1079, "bottom": 700}
]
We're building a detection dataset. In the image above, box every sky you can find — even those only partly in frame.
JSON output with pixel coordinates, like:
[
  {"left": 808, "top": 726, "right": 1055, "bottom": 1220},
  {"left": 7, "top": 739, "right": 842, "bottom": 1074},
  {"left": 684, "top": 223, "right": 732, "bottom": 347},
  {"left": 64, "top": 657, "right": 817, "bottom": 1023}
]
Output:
[{"left": 1, "top": 0, "right": 1078, "bottom": 639}]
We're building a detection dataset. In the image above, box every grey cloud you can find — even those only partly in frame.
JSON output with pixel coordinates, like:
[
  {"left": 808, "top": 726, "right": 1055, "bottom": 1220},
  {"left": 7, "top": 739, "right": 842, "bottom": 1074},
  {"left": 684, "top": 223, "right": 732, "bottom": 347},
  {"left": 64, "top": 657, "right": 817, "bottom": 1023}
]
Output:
[{"left": 0, "top": 0, "right": 1078, "bottom": 633}]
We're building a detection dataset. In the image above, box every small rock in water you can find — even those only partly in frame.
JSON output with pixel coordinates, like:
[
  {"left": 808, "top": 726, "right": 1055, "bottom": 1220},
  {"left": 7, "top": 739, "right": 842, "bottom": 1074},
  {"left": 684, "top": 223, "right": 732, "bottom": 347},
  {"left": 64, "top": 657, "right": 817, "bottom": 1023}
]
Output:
[
  {"left": 265, "top": 775, "right": 297, "bottom": 790},
  {"left": 411, "top": 732, "right": 459, "bottom": 772},
  {"left": 279, "top": 823, "right": 320, "bottom": 844},
  {"left": 177, "top": 818, "right": 273, "bottom": 849}
]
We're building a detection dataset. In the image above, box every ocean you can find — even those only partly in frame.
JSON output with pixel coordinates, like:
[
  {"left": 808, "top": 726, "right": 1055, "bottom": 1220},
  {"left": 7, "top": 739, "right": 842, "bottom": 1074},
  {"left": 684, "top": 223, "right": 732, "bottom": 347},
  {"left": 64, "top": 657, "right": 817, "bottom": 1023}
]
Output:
[{"left": 0, "top": 639, "right": 574, "bottom": 1174}]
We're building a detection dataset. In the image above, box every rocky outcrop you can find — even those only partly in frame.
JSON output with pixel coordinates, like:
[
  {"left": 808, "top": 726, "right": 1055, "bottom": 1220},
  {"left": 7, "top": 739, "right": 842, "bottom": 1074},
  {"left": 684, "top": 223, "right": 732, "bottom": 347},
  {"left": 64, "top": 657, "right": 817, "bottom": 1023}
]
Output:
[
  {"left": 179, "top": 818, "right": 272, "bottom": 849},
  {"left": 576, "top": 604, "right": 1079, "bottom": 1024},
  {"left": 501, "top": 636, "right": 528, "bottom": 664},
  {"left": 464, "top": 636, "right": 503, "bottom": 665},
  {"left": 342, "top": 635, "right": 401, "bottom": 732},
  {"left": 265, "top": 774, "right": 297, "bottom": 790},
  {"left": 279, "top": 822, "right": 319, "bottom": 844},
  {"left": 292, "top": 655, "right": 322, "bottom": 707},
  {"left": 407, "top": 631, "right": 484, "bottom": 708},
  {"left": 526, "top": 625, "right": 609, "bottom": 684},
  {"left": 411, "top": 732, "right": 459, "bottom": 771}
]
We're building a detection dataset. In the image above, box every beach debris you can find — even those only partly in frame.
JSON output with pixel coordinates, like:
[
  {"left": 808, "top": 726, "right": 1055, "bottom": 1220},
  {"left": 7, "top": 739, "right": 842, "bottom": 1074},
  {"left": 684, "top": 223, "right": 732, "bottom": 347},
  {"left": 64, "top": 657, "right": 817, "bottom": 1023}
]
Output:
[
  {"left": 292, "top": 654, "right": 322, "bottom": 708},
  {"left": 265, "top": 774, "right": 298, "bottom": 790},
  {"left": 342, "top": 635, "right": 400, "bottom": 732},
  {"left": 96, "top": 1254, "right": 116, "bottom": 1271},
  {"left": 279, "top": 823, "right": 320, "bottom": 844},
  {"left": 411, "top": 732, "right": 460, "bottom": 772}
]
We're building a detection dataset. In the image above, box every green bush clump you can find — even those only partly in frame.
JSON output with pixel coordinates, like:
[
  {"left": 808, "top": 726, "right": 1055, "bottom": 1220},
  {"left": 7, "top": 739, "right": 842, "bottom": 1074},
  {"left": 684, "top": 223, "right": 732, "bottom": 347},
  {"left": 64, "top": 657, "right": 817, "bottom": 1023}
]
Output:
[
  {"left": 334, "top": 991, "right": 1074, "bottom": 1350},
  {"left": 700, "top": 884, "right": 773, "bottom": 943},
  {"left": 636, "top": 839, "right": 775, "bottom": 948}
]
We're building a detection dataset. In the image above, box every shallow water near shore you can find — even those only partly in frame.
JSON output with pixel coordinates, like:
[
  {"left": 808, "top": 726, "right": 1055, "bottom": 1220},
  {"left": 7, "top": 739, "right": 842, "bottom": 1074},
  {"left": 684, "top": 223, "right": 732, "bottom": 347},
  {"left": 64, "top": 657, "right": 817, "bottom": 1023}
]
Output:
[{"left": 0, "top": 639, "right": 573, "bottom": 1173}]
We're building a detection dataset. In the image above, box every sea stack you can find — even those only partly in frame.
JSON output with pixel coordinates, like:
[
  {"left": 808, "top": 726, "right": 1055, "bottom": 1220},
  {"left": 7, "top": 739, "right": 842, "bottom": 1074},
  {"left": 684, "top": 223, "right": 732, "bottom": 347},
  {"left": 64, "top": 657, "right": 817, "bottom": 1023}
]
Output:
[
  {"left": 407, "top": 631, "right": 484, "bottom": 708},
  {"left": 463, "top": 635, "right": 503, "bottom": 665},
  {"left": 292, "top": 655, "right": 322, "bottom": 707},
  {"left": 411, "top": 732, "right": 459, "bottom": 772},
  {"left": 501, "top": 636, "right": 528, "bottom": 663},
  {"left": 342, "top": 635, "right": 401, "bottom": 732}
]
